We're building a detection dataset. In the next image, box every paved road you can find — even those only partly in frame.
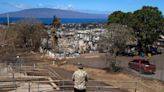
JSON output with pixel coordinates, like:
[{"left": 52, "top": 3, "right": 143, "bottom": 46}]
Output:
[
  {"left": 135, "top": 69, "right": 164, "bottom": 81},
  {"left": 67, "top": 53, "right": 164, "bottom": 81}
]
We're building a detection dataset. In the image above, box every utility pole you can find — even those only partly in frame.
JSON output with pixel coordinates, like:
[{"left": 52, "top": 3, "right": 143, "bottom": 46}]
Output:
[
  {"left": 12, "top": 64, "right": 16, "bottom": 90},
  {"left": 7, "top": 14, "right": 10, "bottom": 28},
  {"left": 28, "top": 81, "right": 31, "bottom": 92}
]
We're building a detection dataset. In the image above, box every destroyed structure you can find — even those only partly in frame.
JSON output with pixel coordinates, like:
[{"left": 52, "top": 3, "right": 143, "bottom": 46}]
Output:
[{"left": 40, "top": 23, "right": 105, "bottom": 59}]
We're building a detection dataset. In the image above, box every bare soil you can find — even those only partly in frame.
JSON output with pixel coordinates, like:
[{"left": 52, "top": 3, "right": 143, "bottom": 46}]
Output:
[{"left": 0, "top": 51, "right": 164, "bottom": 92}]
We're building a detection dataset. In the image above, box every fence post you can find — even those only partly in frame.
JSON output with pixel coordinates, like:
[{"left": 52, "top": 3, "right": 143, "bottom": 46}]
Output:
[
  {"left": 28, "top": 81, "right": 31, "bottom": 92},
  {"left": 12, "top": 69, "right": 16, "bottom": 88},
  {"left": 53, "top": 61, "right": 55, "bottom": 65},
  {"left": 15, "top": 81, "right": 17, "bottom": 92},
  {"left": 33, "top": 63, "right": 36, "bottom": 70},
  {"left": 96, "top": 86, "right": 100, "bottom": 92},
  {"left": 62, "top": 81, "right": 64, "bottom": 92},
  {"left": 20, "top": 63, "right": 22, "bottom": 71},
  {"left": 134, "top": 82, "right": 137, "bottom": 92},
  {"left": 38, "top": 79, "right": 40, "bottom": 92},
  {"left": 0, "top": 66, "right": 1, "bottom": 75}
]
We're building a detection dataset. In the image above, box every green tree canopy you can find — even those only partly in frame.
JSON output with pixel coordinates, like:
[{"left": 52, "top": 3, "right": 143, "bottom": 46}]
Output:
[
  {"left": 108, "top": 6, "right": 164, "bottom": 47},
  {"left": 108, "top": 11, "right": 133, "bottom": 26},
  {"left": 133, "top": 6, "right": 163, "bottom": 46}
]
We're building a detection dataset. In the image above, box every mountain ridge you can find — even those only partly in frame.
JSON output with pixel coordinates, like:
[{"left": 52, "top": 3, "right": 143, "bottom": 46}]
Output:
[{"left": 0, "top": 8, "right": 108, "bottom": 19}]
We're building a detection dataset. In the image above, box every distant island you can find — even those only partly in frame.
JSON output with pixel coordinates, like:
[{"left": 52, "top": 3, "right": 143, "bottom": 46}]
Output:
[{"left": 0, "top": 8, "right": 108, "bottom": 19}]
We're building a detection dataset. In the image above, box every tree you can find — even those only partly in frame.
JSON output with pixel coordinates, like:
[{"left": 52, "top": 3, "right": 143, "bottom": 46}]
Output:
[
  {"left": 108, "top": 11, "right": 125, "bottom": 24},
  {"left": 108, "top": 11, "right": 133, "bottom": 26},
  {"left": 133, "top": 6, "right": 163, "bottom": 47},
  {"left": 50, "top": 16, "right": 61, "bottom": 51},
  {"left": 52, "top": 16, "right": 61, "bottom": 28},
  {"left": 10, "top": 18, "right": 48, "bottom": 51},
  {"left": 160, "top": 18, "right": 164, "bottom": 34},
  {"left": 50, "top": 28, "right": 58, "bottom": 50},
  {"left": 108, "top": 6, "right": 164, "bottom": 51},
  {"left": 104, "top": 24, "right": 134, "bottom": 56},
  {"left": 99, "top": 23, "right": 135, "bottom": 71}
]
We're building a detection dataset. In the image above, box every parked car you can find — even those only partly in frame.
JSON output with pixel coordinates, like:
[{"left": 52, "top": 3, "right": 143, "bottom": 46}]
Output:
[
  {"left": 116, "top": 45, "right": 138, "bottom": 56},
  {"left": 128, "top": 59, "right": 156, "bottom": 74},
  {"left": 146, "top": 46, "right": 162, "bottom": 55}
]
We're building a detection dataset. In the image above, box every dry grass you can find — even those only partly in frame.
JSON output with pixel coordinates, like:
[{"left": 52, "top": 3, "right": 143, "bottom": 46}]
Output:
[
  {"left": 60, "top": 64, "right": 136, "bottom": 92},
  {"left": 59, "top": 64, "right": 164, "bottom": 92},
  {"left": 1, "top": 50, "right": 163, "bottom": 92},
  {"left": 80, "top": 54, "right": 100, "bottom": 58}
]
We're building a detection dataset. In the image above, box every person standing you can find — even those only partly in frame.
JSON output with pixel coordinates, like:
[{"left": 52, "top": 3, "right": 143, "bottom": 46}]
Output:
[{"left": 72, "top": 63, "right": 88, "bottom": 92}]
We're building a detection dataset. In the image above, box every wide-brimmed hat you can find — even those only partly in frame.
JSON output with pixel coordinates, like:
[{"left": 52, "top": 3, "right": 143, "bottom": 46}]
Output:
[{"left": 78, "top": 63, "right": 83, "bottom": 69}]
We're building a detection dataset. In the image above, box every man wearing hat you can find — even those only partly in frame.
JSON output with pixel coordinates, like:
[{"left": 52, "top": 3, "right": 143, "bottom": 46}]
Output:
[{"left": 72, "top": 63, "right": 88, "bottom": 92}]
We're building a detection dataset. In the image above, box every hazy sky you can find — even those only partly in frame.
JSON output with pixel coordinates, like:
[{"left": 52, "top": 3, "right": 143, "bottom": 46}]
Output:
[{"left": 0, "top": 0, "right": 164, "bottom": 14}]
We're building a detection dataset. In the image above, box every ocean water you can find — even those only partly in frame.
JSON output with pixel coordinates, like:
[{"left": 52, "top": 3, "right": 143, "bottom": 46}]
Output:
[{"left": 0, "top": 17, "right": 107, "bottom": 24}]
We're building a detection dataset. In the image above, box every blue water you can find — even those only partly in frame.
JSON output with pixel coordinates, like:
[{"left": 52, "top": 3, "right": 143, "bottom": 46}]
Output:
[{"left": 0, "top": 17, "right": 107, "bottom": 24}]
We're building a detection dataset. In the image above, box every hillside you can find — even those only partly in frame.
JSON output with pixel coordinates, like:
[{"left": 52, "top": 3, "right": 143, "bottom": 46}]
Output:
[{"left": 0, "top": 8, "right": 107, "bottom": 18}]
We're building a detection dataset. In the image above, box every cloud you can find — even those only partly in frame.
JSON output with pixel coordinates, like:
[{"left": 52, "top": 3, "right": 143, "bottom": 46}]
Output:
[
  {"left": 13, "top": 3, "right": 27, "bottom": 9},
  {"left": 0, "top": 2, "right": 28, "bottom": 9},
  {"left": 79, "top": 9, "right": 110, "bottom": 14},
  {"left": 1, "top": 2, "right": 73, "bottom": 10},
  {"left": 37, "top": 3, "right": 44, "bottom": 7},
  {"left": 67, "top": 4, "right": 73, "bottom": 9},
  {"left": 35, "top": 3, "right": 74, "bottom": 10},
  {"left": 51, "top": 4, "right": 74, "bottom": 10}
]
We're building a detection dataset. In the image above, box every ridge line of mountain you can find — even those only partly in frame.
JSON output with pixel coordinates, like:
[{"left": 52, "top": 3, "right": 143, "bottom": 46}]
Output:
[{"left": 0, "top": 8, "right": 108, "bottom": 19}]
